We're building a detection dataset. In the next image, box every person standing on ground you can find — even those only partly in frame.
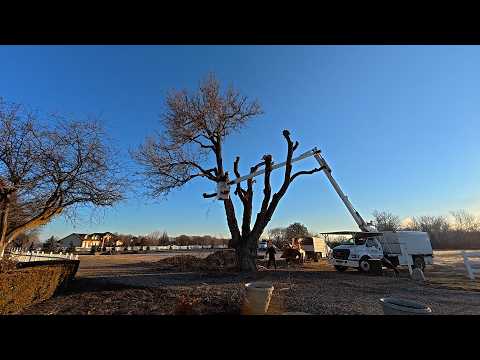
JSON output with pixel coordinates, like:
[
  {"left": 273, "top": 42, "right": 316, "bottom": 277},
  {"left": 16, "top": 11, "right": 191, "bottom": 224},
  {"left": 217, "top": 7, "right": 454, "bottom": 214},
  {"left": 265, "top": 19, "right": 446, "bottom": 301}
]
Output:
[{"left": 266, "top": 240, "right": 277, "bottom": 269}]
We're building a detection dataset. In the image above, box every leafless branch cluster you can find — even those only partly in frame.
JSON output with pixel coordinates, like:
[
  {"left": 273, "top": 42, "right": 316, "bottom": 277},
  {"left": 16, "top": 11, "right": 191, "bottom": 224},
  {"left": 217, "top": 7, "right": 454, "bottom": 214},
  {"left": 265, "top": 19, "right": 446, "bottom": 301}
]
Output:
[
  {"left": 0, "top": 98, "right": 125, "bottom": 252},
  {"left": 372, "top": 210, "right": 401, "bottom": 231}
]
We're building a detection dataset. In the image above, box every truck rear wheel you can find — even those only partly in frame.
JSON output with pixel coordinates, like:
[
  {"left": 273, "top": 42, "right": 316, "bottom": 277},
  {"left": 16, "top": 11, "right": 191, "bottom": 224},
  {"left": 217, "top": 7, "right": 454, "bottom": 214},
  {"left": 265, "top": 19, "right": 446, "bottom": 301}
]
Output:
[
  {"left": 358, "top": 257, "right": 371, "bottom": 273},
  {"left": 413, "top": 256, "right": 425, "bottom": 271},
  {"left": 334, "top": 265, "right": 348, "bottom": 272}
]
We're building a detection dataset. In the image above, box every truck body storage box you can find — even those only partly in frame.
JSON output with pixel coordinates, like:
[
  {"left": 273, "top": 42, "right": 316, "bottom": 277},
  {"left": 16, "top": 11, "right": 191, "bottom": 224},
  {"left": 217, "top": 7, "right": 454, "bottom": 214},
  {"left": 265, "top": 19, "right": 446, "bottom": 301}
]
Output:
[{"left": 379, "top": 231, "right": 433, "bottom": 256}]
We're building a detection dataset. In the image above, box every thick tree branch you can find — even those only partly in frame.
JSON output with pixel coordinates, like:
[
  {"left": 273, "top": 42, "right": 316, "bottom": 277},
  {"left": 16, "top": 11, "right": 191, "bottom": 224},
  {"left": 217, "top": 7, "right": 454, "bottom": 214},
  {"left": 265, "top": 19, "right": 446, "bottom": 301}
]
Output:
[
  {"left": 292, "top": 141, "right": 299, "bottom": 152},
  {"left": 233, "top": 156, "right": 247, "bottom": 204},
  {"left": 290, "top": 166, "right": 326, "bottom": 182},
  {"left": 190, "top": 136, "right": 215, "bottom": 150},
  {"left": 259, "top": 154, "right": 273, "bottom": 214}
]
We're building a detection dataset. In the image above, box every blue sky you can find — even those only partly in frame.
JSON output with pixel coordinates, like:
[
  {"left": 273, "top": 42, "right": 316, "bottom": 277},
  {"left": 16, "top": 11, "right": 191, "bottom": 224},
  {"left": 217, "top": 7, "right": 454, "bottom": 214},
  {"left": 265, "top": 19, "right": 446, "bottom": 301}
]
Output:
[{"left": 1, "top": 45, "right": 479, "bottom": 239}]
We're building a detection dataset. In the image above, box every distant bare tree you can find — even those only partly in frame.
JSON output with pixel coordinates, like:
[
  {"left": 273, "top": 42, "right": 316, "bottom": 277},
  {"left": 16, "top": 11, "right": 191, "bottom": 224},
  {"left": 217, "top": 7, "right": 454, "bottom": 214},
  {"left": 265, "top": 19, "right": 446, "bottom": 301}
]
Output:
[
  {"left": 372, "top": 210, "right": 401, "bottom": 231},
  {"left": 160, "top": 231, "right": 170, "bottom": 245},
  {"left": 11, "top": 228, "right": 41, "bottom": 249},
  {"left": 409, "top": 215, "right": 450, "bottom": 233},
  {"left": 175, "top": 234, "right": 191, "bottom": 246},
  {"left": 451, "top": 210, "right": 480, "bottom": 232},
  {"left": 268, "top": 227, "right": 287, "bottom": 247},
  {"left": 42, "top": 235, "right": 59, "bottom": 252},
  {"left": 0, "top": 99, "right": 125, "bottom": 255},
  {"left": 133, "top": 74, "right": 325, "bottom": 271}
]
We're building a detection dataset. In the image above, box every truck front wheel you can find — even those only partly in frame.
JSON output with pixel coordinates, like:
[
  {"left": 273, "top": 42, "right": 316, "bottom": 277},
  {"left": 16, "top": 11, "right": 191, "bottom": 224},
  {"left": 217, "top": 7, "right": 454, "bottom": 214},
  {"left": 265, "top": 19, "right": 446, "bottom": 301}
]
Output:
[
  {"left": 334, "top": 265, "right": 348, "bottom": 272},
  {"left": 358, "top": 257, "right": 371, "bottom": 273},
  {"left": 413, "top": 256, "right": 425, "bottom": 271}
]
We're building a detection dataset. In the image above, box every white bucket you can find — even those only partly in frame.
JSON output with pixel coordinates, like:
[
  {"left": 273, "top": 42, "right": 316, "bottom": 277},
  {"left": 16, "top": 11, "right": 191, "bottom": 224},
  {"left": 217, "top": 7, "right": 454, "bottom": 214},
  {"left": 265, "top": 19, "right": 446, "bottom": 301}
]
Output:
[
  {"left": 380, "top": 297, "right": 432, "bottom": 315},
  {"left": 243, "top": 282, "right": 274, "bottom": 315}
]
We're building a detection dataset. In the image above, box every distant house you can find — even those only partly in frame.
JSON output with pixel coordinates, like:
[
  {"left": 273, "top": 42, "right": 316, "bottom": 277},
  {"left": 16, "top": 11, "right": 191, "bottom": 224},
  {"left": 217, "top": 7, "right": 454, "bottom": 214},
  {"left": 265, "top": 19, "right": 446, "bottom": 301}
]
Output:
[
  {"left": 81, "top": 232, "right": 116, "bottom": 248},
  {"left": 58, "top": 233, "right": 86, "bottom": 249}
]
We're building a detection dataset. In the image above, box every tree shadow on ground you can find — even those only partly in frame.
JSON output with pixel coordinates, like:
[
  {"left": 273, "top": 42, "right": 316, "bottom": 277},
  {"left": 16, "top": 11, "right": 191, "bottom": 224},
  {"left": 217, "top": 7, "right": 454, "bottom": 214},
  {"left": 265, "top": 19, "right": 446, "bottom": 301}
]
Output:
[
  {"left": 72, "top": 265, "right": 410, "bottom": 292},
  {"left": 58, "top": 277, "right": 147, "bottom": 296}
]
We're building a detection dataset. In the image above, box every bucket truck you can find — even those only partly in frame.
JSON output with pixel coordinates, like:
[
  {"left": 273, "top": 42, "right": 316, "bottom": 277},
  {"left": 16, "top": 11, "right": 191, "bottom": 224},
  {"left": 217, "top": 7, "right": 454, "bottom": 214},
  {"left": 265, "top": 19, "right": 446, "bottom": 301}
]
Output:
[{"left": 313, "top": 150, "right": 433, "bottom": 273}]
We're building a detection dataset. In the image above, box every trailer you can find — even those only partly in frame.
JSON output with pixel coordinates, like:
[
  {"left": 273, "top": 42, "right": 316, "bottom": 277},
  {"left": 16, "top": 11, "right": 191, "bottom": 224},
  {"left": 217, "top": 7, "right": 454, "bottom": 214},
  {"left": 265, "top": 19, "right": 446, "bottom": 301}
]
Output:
[{"left": 297, "top": 236, "right": 330, "bottom": 261}]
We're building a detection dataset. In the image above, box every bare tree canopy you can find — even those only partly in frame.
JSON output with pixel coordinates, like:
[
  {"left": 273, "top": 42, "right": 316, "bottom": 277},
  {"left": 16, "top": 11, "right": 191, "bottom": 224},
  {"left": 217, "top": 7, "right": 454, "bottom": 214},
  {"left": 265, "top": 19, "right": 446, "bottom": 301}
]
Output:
[
  {"left": 372, "top": 210, "right": 401, "bottom": 231},
  {"left": 451, "top": 210, "right": 480, "bottom": 232},
  {"left": 267, "top": 227, "right": 287, "bottom": 247},
  {"left": 0, "top": 98, "right": 125, "bottom": 253},
  {"left": 409, "top": 215, "right": 450, "bottom": 233},
  {"left": 133, "top": 74, "right": 324, "bottom": 271}
]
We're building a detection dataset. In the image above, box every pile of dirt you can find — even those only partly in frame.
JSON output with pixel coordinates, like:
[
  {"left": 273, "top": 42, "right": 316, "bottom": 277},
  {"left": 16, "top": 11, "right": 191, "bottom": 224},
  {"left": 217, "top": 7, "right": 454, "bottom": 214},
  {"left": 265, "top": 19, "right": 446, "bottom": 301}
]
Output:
[
  {"left": 204, "top": 249, "right": 237, "bottom": 270},
  {"left": 156, "top": 255, "right": 206, "bottom": 271},
  {"left": 154, "top": 250, "right": 237, "bottom": 272}
]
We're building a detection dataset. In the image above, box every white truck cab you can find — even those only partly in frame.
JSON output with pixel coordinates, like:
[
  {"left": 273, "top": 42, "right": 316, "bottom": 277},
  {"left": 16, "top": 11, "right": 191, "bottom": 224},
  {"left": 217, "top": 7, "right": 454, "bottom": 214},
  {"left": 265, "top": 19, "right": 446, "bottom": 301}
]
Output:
[{"left": 328, "top": 232, "right": 384, "bottom": 272}]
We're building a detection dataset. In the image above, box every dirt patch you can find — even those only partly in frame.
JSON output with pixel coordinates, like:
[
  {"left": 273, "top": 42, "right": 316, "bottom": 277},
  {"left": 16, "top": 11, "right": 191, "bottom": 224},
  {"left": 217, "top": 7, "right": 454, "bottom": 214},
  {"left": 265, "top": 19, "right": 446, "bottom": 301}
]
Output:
[{"left": 0, "top": 260, "right": 79, "bottom": 315}]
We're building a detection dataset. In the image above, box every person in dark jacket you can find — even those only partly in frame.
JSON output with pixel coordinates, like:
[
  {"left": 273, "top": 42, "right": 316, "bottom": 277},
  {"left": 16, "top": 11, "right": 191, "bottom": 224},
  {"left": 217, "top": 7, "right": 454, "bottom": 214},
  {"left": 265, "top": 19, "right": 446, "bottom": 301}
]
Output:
[{"left": 266, "top": 240, "right": 277, "bottom": 269}]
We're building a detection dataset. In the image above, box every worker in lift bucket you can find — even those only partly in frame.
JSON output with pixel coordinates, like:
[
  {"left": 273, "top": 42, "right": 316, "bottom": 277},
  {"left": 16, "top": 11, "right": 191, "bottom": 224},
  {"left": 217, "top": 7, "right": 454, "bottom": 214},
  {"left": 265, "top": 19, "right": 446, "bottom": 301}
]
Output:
[{"left": 266, "top": 240, "right": 277, "bottom": 270}]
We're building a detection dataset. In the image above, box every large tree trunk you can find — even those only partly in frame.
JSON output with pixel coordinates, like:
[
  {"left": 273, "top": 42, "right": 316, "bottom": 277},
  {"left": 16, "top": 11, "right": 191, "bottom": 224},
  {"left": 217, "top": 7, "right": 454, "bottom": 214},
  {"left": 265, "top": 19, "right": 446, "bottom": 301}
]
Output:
[{"left": 236, "top": 235, "right": 258, "bottom": 272}]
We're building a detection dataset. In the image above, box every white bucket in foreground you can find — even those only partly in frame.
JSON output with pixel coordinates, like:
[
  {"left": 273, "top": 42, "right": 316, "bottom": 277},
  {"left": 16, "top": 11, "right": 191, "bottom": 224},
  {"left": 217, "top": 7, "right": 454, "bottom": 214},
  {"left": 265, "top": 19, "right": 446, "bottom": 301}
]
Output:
[
  {"left": 243, "top": 282, "right": 274, "bottom": 315},
  {"left": 380, "top": 297, "right": 432, "bottom": 315}
]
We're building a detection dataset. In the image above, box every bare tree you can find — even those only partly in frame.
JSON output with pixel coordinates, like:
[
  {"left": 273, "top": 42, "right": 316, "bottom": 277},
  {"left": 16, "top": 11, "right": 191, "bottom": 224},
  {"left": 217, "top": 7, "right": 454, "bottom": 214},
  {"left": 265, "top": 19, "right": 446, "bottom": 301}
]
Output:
[
  {"left": 268, "top": 227, "right": 287, "bottom": 247},
  {"left": 148, "top": 230, "right": 170, "bottom": 246},
  {"left": 11, "top": 228, "right": 41, "bottom": 249},
  {"left": 372, "top": 210, "right": 401, "bottom": 231},
  {"left": 409, "top": 215, "right": 450, "bottom": 233},
  {"left": 0, "top": 99, "right": 125, "bottom": 255},
  {"left": 133, "top": 74, "right": 324, "bottom": 271},
  {"left": 175, "top": 234, "right": 191, "bottom": 246},
  {"left": 161, "top": 231, "right": 170, "bottom": 245},
  {"left": 451, "top": 210, "right": 479, "bottom": 232}
]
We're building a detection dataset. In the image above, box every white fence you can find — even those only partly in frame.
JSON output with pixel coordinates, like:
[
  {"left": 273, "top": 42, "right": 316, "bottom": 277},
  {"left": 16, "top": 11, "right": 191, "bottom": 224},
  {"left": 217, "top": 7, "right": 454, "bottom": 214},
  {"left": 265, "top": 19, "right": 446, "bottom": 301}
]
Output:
[
  {"left": 462, "top": 251, "right": 480, "bottom": 280},
  {"left": 77, "top": 244, "right": 228, "bottom": 252},
  {"left": 8, "top": 248, "right": 79, "bottom": 262}
]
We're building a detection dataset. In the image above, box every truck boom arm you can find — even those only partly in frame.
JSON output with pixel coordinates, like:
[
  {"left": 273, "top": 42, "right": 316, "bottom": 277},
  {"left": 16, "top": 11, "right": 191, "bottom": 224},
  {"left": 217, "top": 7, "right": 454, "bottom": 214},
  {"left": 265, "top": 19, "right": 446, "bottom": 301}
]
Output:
[
  {"left": 218, "top": 145, "right": 374, "bottom": 233},
  {"left": 313, "top": 150, "right": 374, "bottom": 232}
]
